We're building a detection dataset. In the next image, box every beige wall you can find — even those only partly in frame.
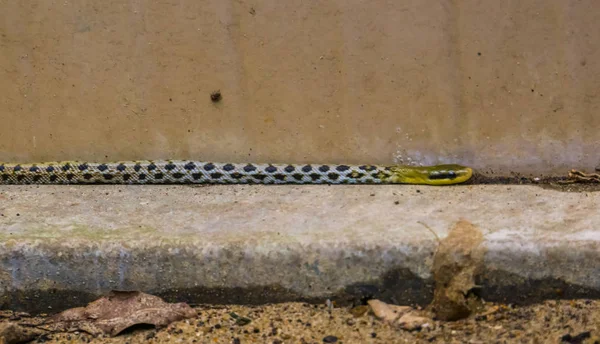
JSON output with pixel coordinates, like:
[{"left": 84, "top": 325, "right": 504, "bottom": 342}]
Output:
[{"left": 1, "top": 0, "right": 598, "bottom": 175}]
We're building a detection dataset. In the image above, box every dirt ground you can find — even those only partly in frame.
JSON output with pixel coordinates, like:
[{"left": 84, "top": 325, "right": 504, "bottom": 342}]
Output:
[
  {"left": 469, "top": 172, "right": 600, "bottom": 193},
  {"left": 1, "top": 299, "right": 597, "bottom": 344}
]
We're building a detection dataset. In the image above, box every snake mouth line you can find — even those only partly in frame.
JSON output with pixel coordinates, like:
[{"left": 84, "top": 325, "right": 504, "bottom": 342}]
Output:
[{"left": 428, "top": 171, "right": 459, "bottom": 180}]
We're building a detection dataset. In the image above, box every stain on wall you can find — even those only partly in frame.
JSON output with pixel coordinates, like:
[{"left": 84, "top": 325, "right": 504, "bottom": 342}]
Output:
[{"left": 0, "top": 0, "right": 598, "bottom": 175}]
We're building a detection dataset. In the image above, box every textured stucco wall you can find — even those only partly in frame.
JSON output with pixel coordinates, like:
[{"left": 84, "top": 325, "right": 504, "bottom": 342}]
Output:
[{"left": 1, "top": 0, "right": 598, "bottom": 175}]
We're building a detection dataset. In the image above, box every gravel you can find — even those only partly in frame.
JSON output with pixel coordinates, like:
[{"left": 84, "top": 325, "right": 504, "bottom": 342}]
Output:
[{"left": 4, "top": 299, "right": 599, "bottom": 343}]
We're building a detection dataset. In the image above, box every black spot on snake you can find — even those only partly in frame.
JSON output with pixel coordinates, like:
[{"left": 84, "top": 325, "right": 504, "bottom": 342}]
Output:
[
  {"left": 274, "top": 174, "right": 286, "bottom": 181},
  {"left": 292, "top": 173, "right": 303, "bottom": 181},
  {"left": 265, "top": 165, "right": 277, "bottom": 173},
  {"left": 17, "top": 175, "right": 25, "bottom": 182},
  {"left": 134, "top": 164, "right": 142, "bottom": 172},
  {"left": 302, "top": 165, "right": 312, "bottom": 172},
  {"left": 253, "top": 174, "right": 267, "bottom": 180},
  {"left": 29, "top": 166, "right": 39, "bottom": 172},
  {"left": 61, "top": 164, "right": 71, "bottom": 171},
  {"left": 97, "top": 164, "right": 108, "bottom": 172},
  {"left": 328, "top": 173, "right": 340, "bottom": 180},
  {"left": 284, "top": 165, "right": 295, "bottom": 173},
  {"left": 138, "top": 173, "right": 147, "bottom": 180},
  {"left": 123, "top": 174, "right": 132, "bottom": 181},
  {"left": 172, "top": 172, "right": 184, "bottom": 179},
  {"left": 192, "top": 173, "right": 202, "bottom": 180},
  {"left": 83, "top": 173, "right": 93, "bottom": 180},
  {"left": 49, "top": 175, "right": 57, "bottom": 182},
  {"left": 210, "top": 172, "right": 223, "bottom": 179},
  {"left": 336, "top": 165, "right": 350, "bottom": 172},
  {"left": 13, "top": 165, "right": 21, "bottom": 172},
  {"left": 0, "top": 165, "right": 4, "bottom": 172},
  {"left": 204, "top": 163, "right": 215, "bottom": 171},
  {"left": 33, "top": 175, "right": 42, "bottom": 182},
  {"left": 147, "top": 163, "right": 157, "bottom": 171},
  {"left": 78, "top": 164, "right": 88, "bottom": 171},
  {"left": 46, "top": 166, "right": 55, "bottom": 173},
  {"left": 309, "top": 173, "right": 321, "bottom": 181},
  {"left": 66, "top": 173, "right": 75, "bottom": 180},
  {"left": 319, "top": 165, "right": 330, "bottom": 172},
  {"left": 117, "top": 164, "right": 127, "bottom": 172},
  {"left": 230, "top": 172, "right": 243, "bottom": 179},
  {"left": 165, "top": 163, "right": 176, "bottom": 171},
  {"left": 103, "top": 174, "right": 114, "bottom": 180},
  {"left": 154, "top": 173, "right": 164, "bottom": 179},
  {"left": 1, "top": 174, "right": 8, "bottom": 181},
  {"left": 243, "top": 164, "right": 257, "bottom": 172},
  {"left": 223, "top": 164, "right": 235, "bottom": 171},
  {"left": 184, "top": 162, "right": 196, "bottom": 170}
]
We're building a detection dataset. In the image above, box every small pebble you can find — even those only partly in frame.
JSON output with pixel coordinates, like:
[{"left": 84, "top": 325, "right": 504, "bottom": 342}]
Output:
[{"left": 323, "top": 335, "right": 338, "bottom": 343}]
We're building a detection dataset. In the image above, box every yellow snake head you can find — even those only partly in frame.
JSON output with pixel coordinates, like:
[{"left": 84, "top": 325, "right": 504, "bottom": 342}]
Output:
[{"left": 385, "top": 164, "right": 473, "bottom": 185}]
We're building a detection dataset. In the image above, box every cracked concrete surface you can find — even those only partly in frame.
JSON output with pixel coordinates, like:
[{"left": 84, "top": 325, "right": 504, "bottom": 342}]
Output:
[{"left": 0, "top": 184, "right": 598, "bottom": 313}]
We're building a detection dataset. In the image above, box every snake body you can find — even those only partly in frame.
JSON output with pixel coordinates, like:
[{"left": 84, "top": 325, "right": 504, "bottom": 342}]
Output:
[{"left": 0, "top": 161, "right": 472, "bottom": 185}]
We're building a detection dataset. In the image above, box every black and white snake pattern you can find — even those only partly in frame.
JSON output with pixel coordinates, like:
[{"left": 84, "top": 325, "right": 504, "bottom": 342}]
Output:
[{"left": 0, "top": 160, "right": 473, "bottom": 185}]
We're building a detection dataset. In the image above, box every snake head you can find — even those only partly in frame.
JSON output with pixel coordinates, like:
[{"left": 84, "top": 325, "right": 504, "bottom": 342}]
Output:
[{"left": 386, "top": 164, "right": 473, "bottom": 185}]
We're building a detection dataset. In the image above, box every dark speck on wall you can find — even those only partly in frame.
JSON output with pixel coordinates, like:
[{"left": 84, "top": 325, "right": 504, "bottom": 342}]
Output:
[{"left": 211, "top": 90, "right": 222, "bottom": 102}]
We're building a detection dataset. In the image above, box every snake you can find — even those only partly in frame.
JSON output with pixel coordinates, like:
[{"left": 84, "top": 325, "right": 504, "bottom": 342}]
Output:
[{"left": 0, "top": 160, "right": 473, "bottom": 185}]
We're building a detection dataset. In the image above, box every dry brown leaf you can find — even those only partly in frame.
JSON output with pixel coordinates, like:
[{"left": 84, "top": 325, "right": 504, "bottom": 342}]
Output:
[
  {"left": 43, "top": 290, "right": 196, "bottom": 337},
  {"left": 367, "top": 299, "right": 412, "bottom": 323},
  {"left": 566, "top": 169, "right": 600, "bottom": 183},
  {"left": 429, "top": 220, "right": 486, "bottom": 321},
  {"left": 396, "top": 313, "right": 432, "bottom": 331}
]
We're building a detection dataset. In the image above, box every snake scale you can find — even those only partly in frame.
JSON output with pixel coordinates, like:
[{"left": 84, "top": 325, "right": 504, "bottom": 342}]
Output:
[{"left": 0, "top": 161, "right": 473, "bottom": 185}]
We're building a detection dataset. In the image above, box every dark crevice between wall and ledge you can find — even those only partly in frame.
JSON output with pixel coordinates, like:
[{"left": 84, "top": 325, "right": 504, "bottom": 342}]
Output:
[
  {"left": 2, "top": 268, "right": 600, "bottom": 315},
  {"left": 467, "top": 172, "right": 600, "bottom": 192}
]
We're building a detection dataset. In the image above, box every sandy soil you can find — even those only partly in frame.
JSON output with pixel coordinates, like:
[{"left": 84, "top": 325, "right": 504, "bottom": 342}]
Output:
[{"left": 1, "top": 299, "right": 596, "bottom": 344}]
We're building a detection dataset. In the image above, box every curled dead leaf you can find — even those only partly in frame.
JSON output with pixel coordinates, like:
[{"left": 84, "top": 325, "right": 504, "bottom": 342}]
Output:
[
  {"left": 44, "top": 291, "right": 196, "bottom": 337},
  {"left": 367, "top": 299, "right": 411, "bottom": 323},
  {"left": 430, "top": 220, "right": 486, "bottom": 321}
]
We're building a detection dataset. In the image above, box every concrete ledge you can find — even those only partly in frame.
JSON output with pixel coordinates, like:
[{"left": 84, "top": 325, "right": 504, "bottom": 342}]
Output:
[{"left": 0, "top": 184, "right": 598, "bottom": 313}]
